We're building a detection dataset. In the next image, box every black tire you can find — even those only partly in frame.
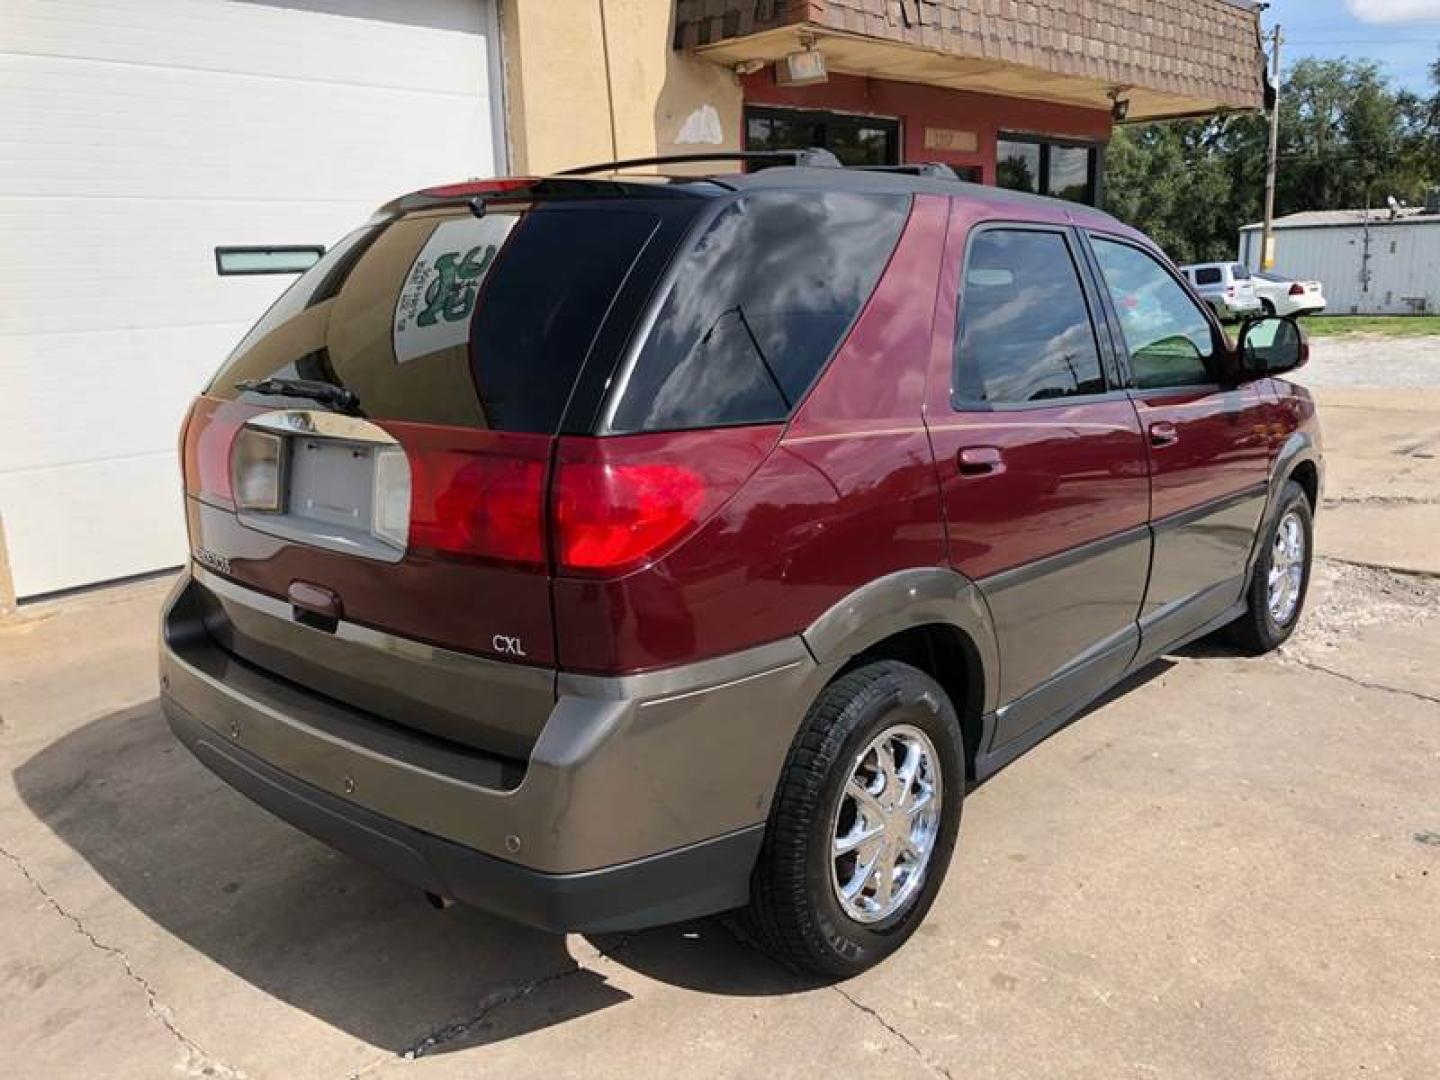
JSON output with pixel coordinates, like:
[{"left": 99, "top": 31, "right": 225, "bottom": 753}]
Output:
[
  {"left": 1225, "top": 480, "right": 1314, "bottom": 653},
  {"left": 742, "top": 661, "right": 964, "bottom": 978},
  {"left": 1261, "top": 299, "right": 1277, "bottom": 316}
]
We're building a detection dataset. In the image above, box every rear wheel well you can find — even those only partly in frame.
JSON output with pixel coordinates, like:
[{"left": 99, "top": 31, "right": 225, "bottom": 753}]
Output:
[
  {"left": 1289, "top": 460, "right": 1319, "bottom": 511},
  {"left": 839, "top": 624, "right": 984, "bottom": 781}
]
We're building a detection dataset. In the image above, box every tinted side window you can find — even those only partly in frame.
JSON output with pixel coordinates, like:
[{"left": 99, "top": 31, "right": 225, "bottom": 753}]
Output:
[
  {"left": 1194, "top": 266, "right": 1223, "bottom": 286},
  {"left": 470, "top": 209, "right": 658, "bottom": 431},
  {"left": 953, "top": 229, "right": 1105, "bottom": 405},
  {"left": 607, "top": 191, "right": 909, "bottom": 433},
  {"left": 1091, "top": 239, "right": 1216, "bottom": 390}
]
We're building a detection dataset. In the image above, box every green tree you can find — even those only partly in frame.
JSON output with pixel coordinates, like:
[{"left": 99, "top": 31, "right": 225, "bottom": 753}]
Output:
[{"left": 1106, "top": 54, "right": 1440, "bottom": 260}]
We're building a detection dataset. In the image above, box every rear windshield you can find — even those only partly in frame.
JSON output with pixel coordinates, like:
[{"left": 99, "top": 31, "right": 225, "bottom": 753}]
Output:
[
  {"left": 605, "top": 190, "right": 910, "bottom": 433},
  {"left": 1230, "top": 263, "right": 1251, "bottom": 280},
  {"left": 210, "top": 205, "right": 667, "bottom": 432}
]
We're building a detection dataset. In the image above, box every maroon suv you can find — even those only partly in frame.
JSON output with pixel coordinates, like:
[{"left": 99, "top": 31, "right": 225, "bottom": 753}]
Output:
[{"left": 161, "top": 154, "right": 1321, "bottom": 977}]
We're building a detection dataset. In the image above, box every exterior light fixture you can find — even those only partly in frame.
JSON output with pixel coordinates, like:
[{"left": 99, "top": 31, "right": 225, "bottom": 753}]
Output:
[
  {"left": 777, "top": 47, "right": 828, "bottom": 87},
  {"left": 1109, "top": 87, "right": 1131, "bottom": 122}
]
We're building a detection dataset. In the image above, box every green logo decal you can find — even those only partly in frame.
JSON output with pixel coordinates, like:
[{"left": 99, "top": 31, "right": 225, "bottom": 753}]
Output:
[{"left": 416, "top": 245, "right": 497, "bottom": 328}]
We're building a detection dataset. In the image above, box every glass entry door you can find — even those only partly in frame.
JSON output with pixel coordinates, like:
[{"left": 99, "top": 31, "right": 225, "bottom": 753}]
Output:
[{"left": 745, "top": 106, "right": 900, "bottom": 167}]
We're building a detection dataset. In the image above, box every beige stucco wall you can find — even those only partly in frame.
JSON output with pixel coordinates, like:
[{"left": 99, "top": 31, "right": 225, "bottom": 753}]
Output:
[{"left": 499, "top": 0, "right": 742, "bottom": 176}]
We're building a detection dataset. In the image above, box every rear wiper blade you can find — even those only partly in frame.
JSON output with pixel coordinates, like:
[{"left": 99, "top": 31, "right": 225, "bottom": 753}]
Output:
[{"left": 234, "top": 377, "right": 361, "bottom": 414}]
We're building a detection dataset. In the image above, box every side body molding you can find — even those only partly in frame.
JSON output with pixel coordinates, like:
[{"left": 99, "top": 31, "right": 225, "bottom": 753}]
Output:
[{"left": 802, "top": 567, "right": 1002, "bottom": 716}]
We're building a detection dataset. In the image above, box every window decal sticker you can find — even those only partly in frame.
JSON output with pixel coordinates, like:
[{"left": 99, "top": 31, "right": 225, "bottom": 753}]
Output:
[{"left": 393, "top": 215, "right": 516, "bottom": 364}]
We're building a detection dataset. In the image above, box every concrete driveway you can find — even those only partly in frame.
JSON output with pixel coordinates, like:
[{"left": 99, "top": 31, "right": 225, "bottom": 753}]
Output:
[{"left": 2, "top": 338, "right": 1437, "bottom": 1079}]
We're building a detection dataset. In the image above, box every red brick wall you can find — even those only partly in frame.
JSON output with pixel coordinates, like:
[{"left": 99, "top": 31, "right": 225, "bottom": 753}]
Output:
[{"left": 741, "top": 70, "right": 1112, "bottom": 183}]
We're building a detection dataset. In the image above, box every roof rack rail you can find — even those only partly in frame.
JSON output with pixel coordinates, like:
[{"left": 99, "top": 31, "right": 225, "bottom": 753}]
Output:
[
  {"left": 558, "top": 148, "right": 841, "bottom": 176},
  {"left": 852, "top": 163, "right": 961, "bottom": 180}
]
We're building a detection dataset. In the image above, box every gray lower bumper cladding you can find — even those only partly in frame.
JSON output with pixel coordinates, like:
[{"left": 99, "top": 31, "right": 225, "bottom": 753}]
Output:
[
  {"left": 165, "top": 700, "right": 761, "bottom": 933},
  {"left": 159, "top": 571, "right": 827, "bottom": 931}
]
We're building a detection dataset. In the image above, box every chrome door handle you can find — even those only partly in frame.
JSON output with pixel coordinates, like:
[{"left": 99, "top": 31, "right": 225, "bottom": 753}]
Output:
[
  {"left": 1149, "top": 422, "right": 1180, "bottom": 448},
  {"left": 957, "top": 446, "right": 1004, "bottom": 477}
]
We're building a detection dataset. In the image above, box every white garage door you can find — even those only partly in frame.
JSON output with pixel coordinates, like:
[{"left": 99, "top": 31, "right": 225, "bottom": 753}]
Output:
[{"left": 0, "top": 0, "right": 506, "bottom": 598}]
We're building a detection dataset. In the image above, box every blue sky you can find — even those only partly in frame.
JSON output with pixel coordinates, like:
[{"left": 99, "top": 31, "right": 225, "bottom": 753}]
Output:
[{"left": 1263, "top": 0, "right": 1440, "bottom": 93}]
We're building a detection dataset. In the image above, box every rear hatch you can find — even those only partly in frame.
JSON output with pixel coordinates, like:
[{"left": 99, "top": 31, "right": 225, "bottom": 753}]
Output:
[
  {"left": 1230, "top": 263, "right": 1259, "bottom": 304},
  {"left": 180, "top": 180, "right": 705, "bottom": 759}
]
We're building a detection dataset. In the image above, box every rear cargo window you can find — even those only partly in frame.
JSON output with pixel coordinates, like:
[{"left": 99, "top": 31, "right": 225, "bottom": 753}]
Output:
[
  {"left": 219, "top": 225, "right": 384, "bottom": 365},
  {"left": 209, "top": 207, "right": 662, "bottom": 433},
  {"left": 605, "top": 191, "right": 910, "bottom": 433}
]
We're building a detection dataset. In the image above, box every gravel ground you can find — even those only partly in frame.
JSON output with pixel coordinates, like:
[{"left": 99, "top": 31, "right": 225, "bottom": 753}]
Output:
[{"left": 1297, "top": 334, "right": 1440, "bottom": 389}]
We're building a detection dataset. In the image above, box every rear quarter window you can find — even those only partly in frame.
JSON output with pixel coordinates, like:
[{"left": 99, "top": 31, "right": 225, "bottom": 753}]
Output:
[
  {"left": 1194, "top": 267, "right": 1223, "bottom": 286},
  {"left": 605, "top": 190, "right": 910, "bottom": 433}
]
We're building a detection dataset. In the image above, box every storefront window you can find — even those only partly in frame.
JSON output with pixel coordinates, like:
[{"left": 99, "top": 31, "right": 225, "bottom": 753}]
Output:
[
  {"left": 997, "top": 135, "right": 1099, "bottom": 204},
  {"left": 745, "top": 107, "right": 899, "bottom": 168},
  {"left": 996, "top": 140, "right": 1041, "bottom": 194},
  {"left": 1047, "top": 145, "right": 1093, "bottom": 202}
]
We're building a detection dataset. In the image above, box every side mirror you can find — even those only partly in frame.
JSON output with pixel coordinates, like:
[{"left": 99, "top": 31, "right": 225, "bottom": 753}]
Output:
[{"left": 1236, "top": 315, "right": 1308, "bottom": 378}]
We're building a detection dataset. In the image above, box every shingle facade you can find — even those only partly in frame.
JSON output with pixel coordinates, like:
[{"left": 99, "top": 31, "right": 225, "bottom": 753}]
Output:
[{"left": 675, "top": 0, "right": 1264, "bottom": 111}]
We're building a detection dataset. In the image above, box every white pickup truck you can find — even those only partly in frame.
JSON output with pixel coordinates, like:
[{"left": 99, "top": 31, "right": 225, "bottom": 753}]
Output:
[{"left": 1181, "top": 262, "right": 1264, "bottom": 322}]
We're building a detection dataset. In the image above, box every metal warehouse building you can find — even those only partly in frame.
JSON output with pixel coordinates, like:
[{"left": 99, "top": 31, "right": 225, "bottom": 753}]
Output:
[{"left": 1239, "top": 206, "right": 1440, "bottom": 317}]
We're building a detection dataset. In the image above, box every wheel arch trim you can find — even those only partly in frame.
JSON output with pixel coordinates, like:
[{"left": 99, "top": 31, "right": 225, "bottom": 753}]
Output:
[
  {"left": 1246, "top": 431, "right": 1322, "bottom": 578},
  {"left": 801, "top": 568, "right": 1001, "bottom": 715},
  {"left": 1272, "top": 431, "right": 1323, "bottom": 506}
]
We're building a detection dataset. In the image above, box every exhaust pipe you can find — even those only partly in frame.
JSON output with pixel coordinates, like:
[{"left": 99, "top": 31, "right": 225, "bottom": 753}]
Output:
[{"left": 424, "top": 891, "right": 454, "bottom": 910}]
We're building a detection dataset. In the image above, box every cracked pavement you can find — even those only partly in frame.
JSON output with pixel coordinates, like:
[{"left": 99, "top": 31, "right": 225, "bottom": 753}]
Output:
[{"left": 2, "top": 340, "right": 1437, "bottom": 1079}]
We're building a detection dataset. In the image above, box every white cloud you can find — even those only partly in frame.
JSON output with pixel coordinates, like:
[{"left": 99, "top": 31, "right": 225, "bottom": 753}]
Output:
[{"left": 1344, "top": 0, "right": 1440, "bottom": 22}]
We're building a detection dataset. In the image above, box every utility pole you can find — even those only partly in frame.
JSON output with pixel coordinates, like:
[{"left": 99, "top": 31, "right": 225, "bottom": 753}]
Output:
[{"left": 1261, "top": 24, "right": 1284, "bottom": 271}]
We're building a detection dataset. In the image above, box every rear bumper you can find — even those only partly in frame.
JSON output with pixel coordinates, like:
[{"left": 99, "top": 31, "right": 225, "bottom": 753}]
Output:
[
  {"left": 160, "top": 569, "right": 829, "bottom": 931},
  {"left": 1214, "top": 297, "right": 1263, "bottom": 318},
  {"left": 165, "top": 699, "right": 762, "bottom": 933}
]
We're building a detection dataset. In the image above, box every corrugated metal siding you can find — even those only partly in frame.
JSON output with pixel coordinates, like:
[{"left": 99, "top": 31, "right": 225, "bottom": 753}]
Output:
[
  {"left": 1239, "top": 221, "right": 1440, "bottom": 316},
  {"left": 0, "top": 0, "right": 504, "bottom": 597}
]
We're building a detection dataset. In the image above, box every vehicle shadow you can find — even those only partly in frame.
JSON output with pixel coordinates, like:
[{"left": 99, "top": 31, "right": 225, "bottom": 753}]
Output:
[
  {"left": 12, "top": 701, "right": 812, "bottom": 1055},
  {"left": 1171, "top": 637, "right": 1251, "bottom": 660}
]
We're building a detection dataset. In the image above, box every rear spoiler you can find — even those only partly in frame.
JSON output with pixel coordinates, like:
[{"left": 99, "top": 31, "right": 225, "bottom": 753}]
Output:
[{"left": 369, "top": 174, "right": 711, "bottom": 224}]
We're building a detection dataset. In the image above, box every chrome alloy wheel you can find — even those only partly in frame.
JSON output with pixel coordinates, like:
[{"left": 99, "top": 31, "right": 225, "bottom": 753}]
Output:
[
  {"left": 1267, "top": 509, "right": 1306, "bottom": 626},
  {"left": 831, "top": 723, "right": 943, "bottom": 924}
]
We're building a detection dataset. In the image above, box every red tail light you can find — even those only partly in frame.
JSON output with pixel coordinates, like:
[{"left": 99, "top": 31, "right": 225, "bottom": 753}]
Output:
[
  {"left": 386, "top": 424, "right": 549, "bottom": 567},
  {"left": 1289, "top": 283, "right": 1306, "bottom": 296},
  {"left": 553, "top": 427, "right": 778, "bottom": 576},
  {"left": 556, "top": 462, "right": 704, "bottom": 571},
  {"left": 181, "top": 395, "right": 247, "bottom": 508}
]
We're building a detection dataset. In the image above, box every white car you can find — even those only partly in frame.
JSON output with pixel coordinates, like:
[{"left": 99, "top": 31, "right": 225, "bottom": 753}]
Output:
[{"left": 1253, "top": 271, "right": 1327, "bottom": 317}]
